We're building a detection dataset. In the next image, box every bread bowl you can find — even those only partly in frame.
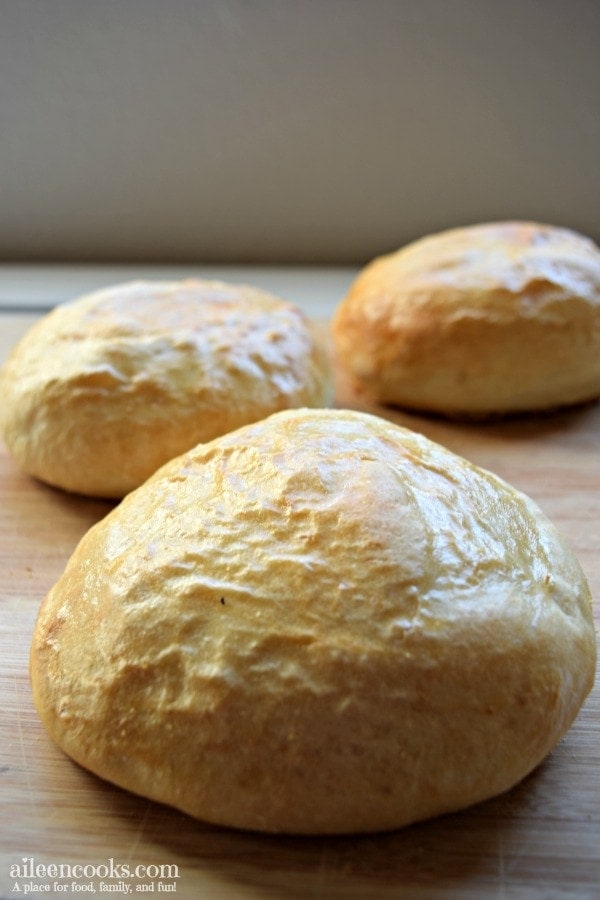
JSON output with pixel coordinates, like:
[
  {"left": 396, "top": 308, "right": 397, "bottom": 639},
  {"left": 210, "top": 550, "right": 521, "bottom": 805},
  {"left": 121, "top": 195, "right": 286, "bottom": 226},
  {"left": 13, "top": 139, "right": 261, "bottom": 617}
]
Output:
[
  {"left": 30, "top": 408, "right": 596, "bottom": 834},
  {"left": 0, "top": 279, "right": 332, "bottom": 496},
  {"left": 332, "top": 221, "right": 600, "bottom": 417}
]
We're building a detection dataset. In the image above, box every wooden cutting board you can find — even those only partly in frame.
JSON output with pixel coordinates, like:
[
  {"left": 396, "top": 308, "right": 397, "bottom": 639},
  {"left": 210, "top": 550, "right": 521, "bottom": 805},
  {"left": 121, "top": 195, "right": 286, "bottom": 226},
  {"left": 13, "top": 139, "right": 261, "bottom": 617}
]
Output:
[{"left": 1, "top": 316, "right": 598, "bottom": 899}]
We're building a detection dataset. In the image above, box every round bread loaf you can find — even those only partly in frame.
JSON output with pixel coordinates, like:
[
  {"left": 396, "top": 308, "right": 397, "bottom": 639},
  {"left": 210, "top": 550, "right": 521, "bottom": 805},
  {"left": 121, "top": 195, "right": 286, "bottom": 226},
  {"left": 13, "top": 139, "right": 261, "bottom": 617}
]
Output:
[
  {"left": 30, "top": 408, "right": 596, "bottom": 834},
  {"left": 0, "top": 279, "right": 332, "bottom": 497},
  {"left": 332, "top": 221, "right": 600, "bottom": 417}
]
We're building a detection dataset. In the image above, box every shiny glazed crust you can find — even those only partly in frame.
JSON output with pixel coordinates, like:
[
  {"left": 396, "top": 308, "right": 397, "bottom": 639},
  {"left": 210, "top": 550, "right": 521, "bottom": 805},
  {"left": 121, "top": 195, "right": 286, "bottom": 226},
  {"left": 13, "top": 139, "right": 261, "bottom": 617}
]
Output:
[
  {"left": 0, "top": 279, "right": 333, "bottom": 497},
  {"left": 30, "top": 408, "right": 596, "bottom": 834},
  {"left": 332, "top": 222, "right": 600, "bottom": 416}
]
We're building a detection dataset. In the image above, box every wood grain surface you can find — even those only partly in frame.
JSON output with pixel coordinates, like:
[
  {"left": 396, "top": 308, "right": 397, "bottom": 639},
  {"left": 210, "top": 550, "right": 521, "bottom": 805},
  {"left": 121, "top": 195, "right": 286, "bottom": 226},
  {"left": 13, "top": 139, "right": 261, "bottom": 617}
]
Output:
[{"left": 1, "top": 314, "right": 598, "bottom": 899}]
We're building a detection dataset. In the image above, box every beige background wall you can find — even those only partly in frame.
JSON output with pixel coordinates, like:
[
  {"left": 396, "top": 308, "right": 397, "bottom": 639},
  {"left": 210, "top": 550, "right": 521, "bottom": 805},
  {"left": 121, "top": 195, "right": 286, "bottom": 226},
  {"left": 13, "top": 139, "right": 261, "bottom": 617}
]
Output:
[{"left": 1, "top": 0, "right": 599, "bottom": 265}]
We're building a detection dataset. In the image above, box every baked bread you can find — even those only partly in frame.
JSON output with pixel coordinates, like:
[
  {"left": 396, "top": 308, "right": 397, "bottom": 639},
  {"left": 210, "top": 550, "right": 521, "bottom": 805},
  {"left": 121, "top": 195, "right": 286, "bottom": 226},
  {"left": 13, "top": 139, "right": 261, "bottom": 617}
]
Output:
[
  {"left": 0, "top": 279, "right": 332, "bottom": 497},
  {"left": 30, "top": 408, "right": 596, "bottom": 835},
  {"left": 332, "top": 221, "right": 600, "bottom": 417}
]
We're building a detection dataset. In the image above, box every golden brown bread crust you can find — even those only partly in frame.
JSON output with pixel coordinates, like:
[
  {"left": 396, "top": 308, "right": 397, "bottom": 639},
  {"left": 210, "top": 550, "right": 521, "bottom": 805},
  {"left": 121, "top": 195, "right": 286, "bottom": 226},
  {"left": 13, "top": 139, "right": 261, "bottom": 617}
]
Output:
[
  {"left": 30, "top": 408, "right": 596, "bottom": 834},
  {"left": 0, "top": 279, "right": 333, "bottom": 497},
  {"left": 332, "top": 222, "right": 600, "bottom": 417}
]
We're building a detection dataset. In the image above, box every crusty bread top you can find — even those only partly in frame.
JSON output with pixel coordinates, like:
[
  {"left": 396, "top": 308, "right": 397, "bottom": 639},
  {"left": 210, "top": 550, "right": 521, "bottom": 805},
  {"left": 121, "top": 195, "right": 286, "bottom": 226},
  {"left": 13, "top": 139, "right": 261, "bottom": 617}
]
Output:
[
  {"left": 0, "top": 279, "right": 333, "bottom": 496},
  {"left": 347, "top": 221, "right": 600, "bottom": 310},
  {"left": 30, "top": 408, "right": 596, "bottom": 834}
]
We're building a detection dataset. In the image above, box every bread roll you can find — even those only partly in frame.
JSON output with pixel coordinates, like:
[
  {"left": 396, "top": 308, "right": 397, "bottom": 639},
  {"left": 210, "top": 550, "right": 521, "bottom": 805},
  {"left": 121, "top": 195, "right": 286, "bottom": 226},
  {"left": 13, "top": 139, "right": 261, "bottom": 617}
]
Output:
[
  {"left": 30, "top": 408, "right": 596, "bottom": 835},
  {"left": 332, "top": 222, "right": 600, "bottom": 417},
  {"left": 0, "top": 279, "right": 332, "bottom": 497}
]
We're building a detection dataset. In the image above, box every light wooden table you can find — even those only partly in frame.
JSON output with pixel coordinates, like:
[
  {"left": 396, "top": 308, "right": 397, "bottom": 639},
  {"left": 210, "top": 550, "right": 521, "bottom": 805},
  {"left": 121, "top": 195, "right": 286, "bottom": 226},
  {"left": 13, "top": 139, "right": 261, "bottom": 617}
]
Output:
[{"left": 0, "top": 269, "right": 598, "bottom": 899}]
